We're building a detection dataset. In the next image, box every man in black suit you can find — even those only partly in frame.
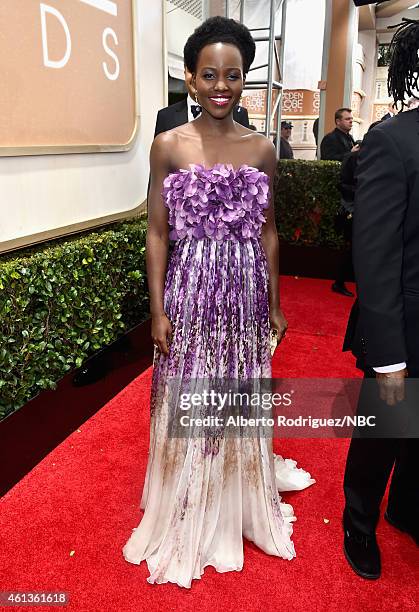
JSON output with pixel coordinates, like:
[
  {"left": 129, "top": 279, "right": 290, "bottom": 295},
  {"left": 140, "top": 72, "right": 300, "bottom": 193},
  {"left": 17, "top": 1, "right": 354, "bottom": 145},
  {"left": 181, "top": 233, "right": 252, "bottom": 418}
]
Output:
[
  {"left": 154, "top": 68, "right": 250, "bottom": 137},
  {"left": 273, "top": 121, "right": 294, "bottom": 159},
  {"left": 322, "top": 108, "right": 359, "bottom": 296},
  {"left": 313, "top": 117, "right": 319, "bottom": 147},
  {"left": 154, "top": 94, "right": 250, "bottom": 136},
  {"left": 381, "top": 101, "right": 397, "bottom": 122},
  {"left": 320, "top": 108, "right": 359, "bottom": 162},
  {"left": 342, "top": 19, "right": 419, "bottom": 580},
  {"left": 279, "top": 121, "right": 294, "bottom": 159}
]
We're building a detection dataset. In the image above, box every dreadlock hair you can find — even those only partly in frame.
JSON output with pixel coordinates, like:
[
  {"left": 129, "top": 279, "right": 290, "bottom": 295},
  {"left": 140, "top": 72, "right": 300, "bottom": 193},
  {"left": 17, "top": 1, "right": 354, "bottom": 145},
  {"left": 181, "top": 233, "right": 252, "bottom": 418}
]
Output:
[{"left": 387, "top": 18, "right": 419, "bottom": 109}]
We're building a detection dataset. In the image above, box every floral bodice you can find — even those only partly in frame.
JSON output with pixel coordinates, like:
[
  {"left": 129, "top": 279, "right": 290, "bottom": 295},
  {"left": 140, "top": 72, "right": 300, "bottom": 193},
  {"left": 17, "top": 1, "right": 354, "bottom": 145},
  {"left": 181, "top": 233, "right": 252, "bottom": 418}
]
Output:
[{"left": 162, "top": 163, "right": 270, "bottom": 242}]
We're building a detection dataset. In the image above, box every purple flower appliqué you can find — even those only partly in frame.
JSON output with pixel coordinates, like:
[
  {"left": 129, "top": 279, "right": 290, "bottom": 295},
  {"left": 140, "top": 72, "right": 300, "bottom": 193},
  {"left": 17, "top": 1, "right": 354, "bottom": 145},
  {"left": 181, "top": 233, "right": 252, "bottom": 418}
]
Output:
[{"left": 162, "top": 164, "right": 270, "bottom": 242}]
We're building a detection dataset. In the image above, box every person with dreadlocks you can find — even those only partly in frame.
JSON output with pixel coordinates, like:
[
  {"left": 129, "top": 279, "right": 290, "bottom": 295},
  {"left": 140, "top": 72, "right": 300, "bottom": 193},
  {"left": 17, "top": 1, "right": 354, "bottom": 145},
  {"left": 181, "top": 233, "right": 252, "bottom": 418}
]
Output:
[{"left": 342, "top": 17, "right": 419, "bottom": 580}]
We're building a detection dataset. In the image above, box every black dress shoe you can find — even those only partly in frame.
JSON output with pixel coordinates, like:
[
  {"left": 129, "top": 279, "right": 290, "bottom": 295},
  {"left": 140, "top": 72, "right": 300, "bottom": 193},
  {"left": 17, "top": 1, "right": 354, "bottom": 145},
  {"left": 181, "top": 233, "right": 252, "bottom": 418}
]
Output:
[
  {"left": 385, "top": 510, "right": 419, "bottom": 546},
  {"left": 344, "top": 525, "right": 381, "bottom": 579},
  {"left": 332, "top": 282, "right": 354, "bottom": 297}
]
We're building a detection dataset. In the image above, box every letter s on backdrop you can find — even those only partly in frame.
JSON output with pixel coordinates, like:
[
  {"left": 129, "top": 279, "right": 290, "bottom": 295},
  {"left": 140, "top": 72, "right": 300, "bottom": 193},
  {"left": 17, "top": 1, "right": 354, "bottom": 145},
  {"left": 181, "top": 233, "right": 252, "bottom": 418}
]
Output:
[{"left": 102, "top": 27, "right": 120, "bottom": 80}]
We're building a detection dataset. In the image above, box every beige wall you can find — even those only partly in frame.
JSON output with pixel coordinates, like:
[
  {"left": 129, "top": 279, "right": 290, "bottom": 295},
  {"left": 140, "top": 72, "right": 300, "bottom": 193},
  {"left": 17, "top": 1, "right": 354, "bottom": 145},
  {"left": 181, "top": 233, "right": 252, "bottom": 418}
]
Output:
[
  {"left": 0, "top": 0, "right": 136, "bottom": 152},
  {"left": 1, "top": 0, "right": 166, "bottom": 253},
  {"left": 324, "top": 0, "right": 352, "bottom": 134}
]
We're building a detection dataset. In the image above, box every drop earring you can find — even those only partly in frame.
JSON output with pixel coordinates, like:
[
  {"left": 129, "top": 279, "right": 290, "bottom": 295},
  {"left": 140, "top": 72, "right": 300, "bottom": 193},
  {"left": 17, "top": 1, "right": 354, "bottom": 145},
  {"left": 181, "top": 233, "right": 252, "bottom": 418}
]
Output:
[{"left": 195, "top": 91, "right": 199, "bottom": 105}]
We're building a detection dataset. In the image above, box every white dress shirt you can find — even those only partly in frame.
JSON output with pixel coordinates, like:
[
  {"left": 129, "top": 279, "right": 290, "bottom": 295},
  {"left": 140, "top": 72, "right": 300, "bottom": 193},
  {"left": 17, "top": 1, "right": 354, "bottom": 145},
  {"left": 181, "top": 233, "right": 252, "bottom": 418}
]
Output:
[{"left": 373, "top": 362, "right": 406, "bottom": 373}]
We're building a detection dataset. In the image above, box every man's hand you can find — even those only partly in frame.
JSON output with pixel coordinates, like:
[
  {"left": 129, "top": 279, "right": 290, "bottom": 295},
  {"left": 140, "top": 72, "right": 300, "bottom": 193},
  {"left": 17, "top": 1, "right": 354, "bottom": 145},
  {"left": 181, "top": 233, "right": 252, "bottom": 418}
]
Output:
[
  {"left": 351, "top": 144, "right": 360, "bottom": 153},
  {"left": 376, "top": 368, "right": 408, "bottom": 406}
]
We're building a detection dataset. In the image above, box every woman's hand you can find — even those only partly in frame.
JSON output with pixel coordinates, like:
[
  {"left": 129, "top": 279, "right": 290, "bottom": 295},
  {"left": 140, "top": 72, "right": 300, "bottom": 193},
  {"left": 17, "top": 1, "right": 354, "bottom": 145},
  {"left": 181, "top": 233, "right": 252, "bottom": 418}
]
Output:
[
  {"left": 151, "top": 313, "right": 173, "bottom": 356},
  {"left": 270, "top": 308, "right": 288, "bottom": 345}
]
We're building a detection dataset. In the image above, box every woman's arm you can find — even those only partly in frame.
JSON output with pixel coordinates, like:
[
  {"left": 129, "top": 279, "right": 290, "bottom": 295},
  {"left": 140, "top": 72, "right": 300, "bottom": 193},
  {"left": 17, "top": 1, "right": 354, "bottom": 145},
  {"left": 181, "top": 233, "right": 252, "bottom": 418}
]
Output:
[
  {"left": 260, "top": 138, "right": 288, "bottom": 342},
  {"left": 147, "top": 132, "right": 174, "bottom": 355}
]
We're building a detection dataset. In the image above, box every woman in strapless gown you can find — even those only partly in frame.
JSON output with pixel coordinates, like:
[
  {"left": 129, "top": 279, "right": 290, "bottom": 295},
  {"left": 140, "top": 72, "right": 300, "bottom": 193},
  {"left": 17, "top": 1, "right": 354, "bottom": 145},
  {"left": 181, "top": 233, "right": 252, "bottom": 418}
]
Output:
[{"left": 122, "top": 17, "right": 314, "bottom": 588}]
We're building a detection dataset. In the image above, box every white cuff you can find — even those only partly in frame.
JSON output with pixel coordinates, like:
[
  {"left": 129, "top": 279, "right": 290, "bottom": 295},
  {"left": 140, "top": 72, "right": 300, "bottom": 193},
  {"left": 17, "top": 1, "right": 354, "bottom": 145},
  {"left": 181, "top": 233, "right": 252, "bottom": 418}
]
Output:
[{"left": 373, "top": 362, "right": 407, "bottom": 373}]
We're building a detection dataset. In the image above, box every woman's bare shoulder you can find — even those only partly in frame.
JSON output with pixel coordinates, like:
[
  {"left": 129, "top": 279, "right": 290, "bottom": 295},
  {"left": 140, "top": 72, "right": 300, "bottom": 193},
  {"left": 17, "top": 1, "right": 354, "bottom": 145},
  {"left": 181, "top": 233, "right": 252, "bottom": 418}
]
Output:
[
  {"left": 152, "top": 128, "right": 178, "bottom": 152},
  {"left": 150, "top": 129, "right": 182, "bottom": 169},
  {"left": 250, "top": 131, "right": 276, "bottom": 149},
  {"left": 152, "top": 124, "right": 195, "bottom": 164},
  {"left": 242, "top": 131, "right": 277, "bottom": 170}
]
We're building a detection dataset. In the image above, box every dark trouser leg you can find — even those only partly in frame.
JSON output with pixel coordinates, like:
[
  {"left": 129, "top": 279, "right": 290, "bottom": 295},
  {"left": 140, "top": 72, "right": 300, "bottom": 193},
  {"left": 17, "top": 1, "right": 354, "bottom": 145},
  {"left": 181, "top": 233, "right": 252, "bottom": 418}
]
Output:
[
  {"left": 387, "top": 438, "right": 419, "bottom": 523},
  {"left": 335, "top": 219, "right": 353, "bottom": 286},
  {"left": 343, "top": 436, "right": 398, "bottom": 534},
  {"left": 335, "top": 247, "right": 354, "bottom": 286},
  {"left": 344, "top": 360, "right": 419, "bottom": 535},
  {"left": 343, "top": 368, "right": 398, "bottom": 534},
  {"left": 387, "top": 362, "right": 419, "bottom": 523}
]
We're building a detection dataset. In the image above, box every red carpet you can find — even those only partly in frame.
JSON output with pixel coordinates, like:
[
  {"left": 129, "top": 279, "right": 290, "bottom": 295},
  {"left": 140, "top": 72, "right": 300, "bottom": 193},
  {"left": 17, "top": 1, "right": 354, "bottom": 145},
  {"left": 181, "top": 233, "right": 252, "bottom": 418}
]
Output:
[{"left": 1, "top": 277, "right": 417, "bottom": 611}]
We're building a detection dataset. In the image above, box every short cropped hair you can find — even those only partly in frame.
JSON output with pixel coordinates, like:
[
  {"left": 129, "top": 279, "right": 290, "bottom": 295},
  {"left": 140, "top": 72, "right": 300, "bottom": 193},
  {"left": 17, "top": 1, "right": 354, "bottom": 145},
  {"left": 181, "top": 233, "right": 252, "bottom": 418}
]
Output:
[
  {"left": 184, "top": 16, "right": 256, "bottom": 75},
  {"left": 335, "top": 108, "right": 352, "bottom": 122}
]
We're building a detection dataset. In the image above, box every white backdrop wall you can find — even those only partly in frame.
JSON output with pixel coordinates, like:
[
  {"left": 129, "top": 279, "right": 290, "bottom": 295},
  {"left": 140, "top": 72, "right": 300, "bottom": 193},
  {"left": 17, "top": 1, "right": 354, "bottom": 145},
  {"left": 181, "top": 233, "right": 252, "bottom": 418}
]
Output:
[
  {"left": 1, "top": 0, "right": 166, "bottom": 252},
  {"left": 358, "top": 30, "right": 377, "bottom": 136},
  {"left": 229, "top": 0, "right": 325, "bottom": 91},
  {"left": 281, "top": 0, "right": 325, "bottom": 91},
  {"left": 166, "top": 0, "right": 202, "bottom": 79},
  {"left": 229, "top": 0, "right": 283, "bottom": 83}
]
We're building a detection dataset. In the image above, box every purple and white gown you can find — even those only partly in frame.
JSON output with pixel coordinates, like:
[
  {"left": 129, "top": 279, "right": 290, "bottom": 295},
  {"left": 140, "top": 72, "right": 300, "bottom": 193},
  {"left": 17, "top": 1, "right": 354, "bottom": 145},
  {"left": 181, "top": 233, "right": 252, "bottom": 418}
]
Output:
[{"left": 122, "top": 164, "right": 314, "bottom": 588}]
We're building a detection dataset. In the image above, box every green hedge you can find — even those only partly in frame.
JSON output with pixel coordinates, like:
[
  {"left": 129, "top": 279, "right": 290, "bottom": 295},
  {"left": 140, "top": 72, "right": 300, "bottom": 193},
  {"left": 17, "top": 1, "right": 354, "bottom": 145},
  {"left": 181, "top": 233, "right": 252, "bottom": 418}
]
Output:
[
  {"left": 0, "top": 218, "right": 149, "bottom": 419},
  {"left": 0, "top": 159, "right": 342, "bottom": 419},
  {"left": 275, "top": 159, "right": 343, "bottom": 248}
]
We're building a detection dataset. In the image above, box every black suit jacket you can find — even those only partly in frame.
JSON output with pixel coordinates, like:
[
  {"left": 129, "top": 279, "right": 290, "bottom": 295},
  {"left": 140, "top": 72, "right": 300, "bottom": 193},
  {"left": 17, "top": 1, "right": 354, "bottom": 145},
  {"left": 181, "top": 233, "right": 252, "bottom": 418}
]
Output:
[
  {"left": 153, "top": 97, "right": 250, "bottom": 137},
  {"left": 381, "top": 112, "right": 395, "bottom": 122},
  {"left": 279, "top": 137, "right": 294, "bottom": 159},
  {"left": 313, "top": 118, "right": 319, "bottom": 146},
  {"left": 339, "top": 148, "right": 359, "bottom": 204},
  {"left": 343, "top": 109, "right": 419, "bottom": 371},
  {"left": 320, "top": 128, "right": 355, "bottom": 162}
]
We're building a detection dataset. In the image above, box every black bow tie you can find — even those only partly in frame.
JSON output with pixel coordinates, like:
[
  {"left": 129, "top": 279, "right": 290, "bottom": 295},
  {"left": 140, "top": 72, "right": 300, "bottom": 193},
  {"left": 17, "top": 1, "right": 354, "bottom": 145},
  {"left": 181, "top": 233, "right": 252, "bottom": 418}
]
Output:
[{"left": 191, "top": 104, "right": 202, "bottom": 119}]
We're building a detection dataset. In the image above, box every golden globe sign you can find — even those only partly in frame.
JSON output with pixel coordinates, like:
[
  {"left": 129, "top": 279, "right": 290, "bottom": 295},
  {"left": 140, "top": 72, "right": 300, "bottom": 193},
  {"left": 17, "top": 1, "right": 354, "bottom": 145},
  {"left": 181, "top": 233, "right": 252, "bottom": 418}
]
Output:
[{"left": 0, "top": 0, "right": 137, "bottom": 155}]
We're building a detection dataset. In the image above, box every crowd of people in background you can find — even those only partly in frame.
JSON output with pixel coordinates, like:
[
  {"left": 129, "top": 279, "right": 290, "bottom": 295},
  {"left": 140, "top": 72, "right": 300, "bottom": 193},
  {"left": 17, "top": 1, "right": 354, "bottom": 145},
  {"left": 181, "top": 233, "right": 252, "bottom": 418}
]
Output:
[{"left": 318, "top": 100, "right": 413, "bottom": 299}]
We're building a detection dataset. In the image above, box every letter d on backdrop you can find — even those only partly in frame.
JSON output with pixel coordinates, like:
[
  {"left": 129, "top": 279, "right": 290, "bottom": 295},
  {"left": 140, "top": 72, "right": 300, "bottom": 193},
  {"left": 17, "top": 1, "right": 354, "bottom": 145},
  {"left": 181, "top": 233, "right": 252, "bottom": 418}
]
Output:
[{"left": 40, "top": 3, "right": 72, "bottom": 69}]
